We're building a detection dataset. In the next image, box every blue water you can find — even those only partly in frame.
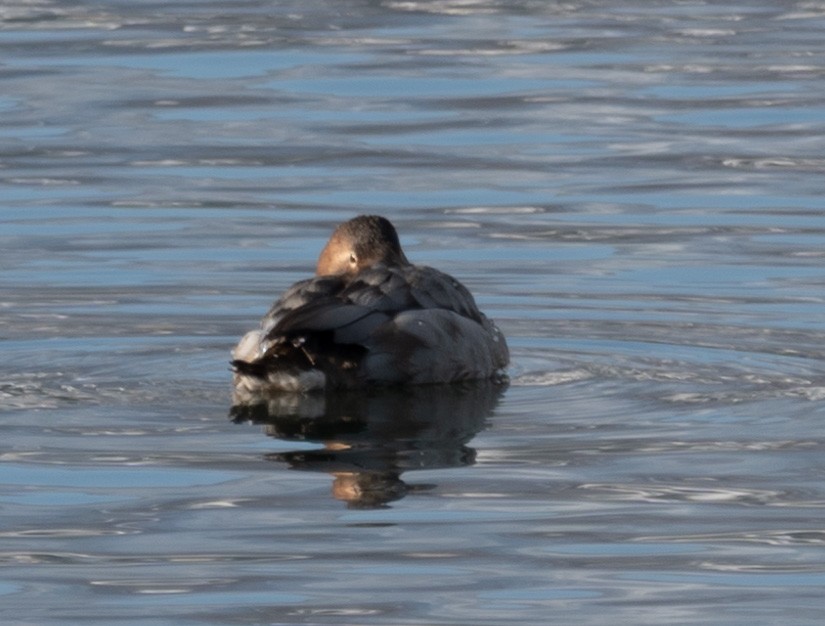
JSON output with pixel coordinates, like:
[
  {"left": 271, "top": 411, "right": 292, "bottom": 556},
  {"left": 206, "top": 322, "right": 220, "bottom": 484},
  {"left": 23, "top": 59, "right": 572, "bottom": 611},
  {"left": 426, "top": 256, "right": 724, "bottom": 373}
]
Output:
[{"left": 3, "top": 1, "right": 825, "bottom": 624}]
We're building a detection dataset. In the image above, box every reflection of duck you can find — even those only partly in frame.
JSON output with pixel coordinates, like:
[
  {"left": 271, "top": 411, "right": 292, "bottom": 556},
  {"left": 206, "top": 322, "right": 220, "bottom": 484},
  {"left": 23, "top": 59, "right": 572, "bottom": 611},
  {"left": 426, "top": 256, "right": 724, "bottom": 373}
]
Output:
[
  {"left": 232, "top": 215, "right": 508, "bottom": 395},
  {"left": 230, "top": 382, "right": 504, "bottom": 508}
]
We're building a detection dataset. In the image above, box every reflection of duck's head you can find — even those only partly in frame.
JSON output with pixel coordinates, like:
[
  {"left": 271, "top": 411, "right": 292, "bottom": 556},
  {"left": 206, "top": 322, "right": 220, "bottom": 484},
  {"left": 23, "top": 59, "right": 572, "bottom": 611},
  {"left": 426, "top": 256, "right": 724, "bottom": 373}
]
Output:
[
  {"left": 231, "top": 214, "right": 508, "bottom": 393},
  {"left": 331, "top": 472, "right": 412, "bottom": 509},
  {"left": 316, "top": 215, "right": 410, "bottom": 277}
]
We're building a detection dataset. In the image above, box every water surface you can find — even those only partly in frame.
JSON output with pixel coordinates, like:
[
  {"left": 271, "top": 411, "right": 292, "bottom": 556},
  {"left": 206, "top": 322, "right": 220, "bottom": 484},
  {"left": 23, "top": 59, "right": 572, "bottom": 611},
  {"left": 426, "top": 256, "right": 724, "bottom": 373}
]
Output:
[{"left": 2, "top": 1, "right": 825, "bottom": 624}]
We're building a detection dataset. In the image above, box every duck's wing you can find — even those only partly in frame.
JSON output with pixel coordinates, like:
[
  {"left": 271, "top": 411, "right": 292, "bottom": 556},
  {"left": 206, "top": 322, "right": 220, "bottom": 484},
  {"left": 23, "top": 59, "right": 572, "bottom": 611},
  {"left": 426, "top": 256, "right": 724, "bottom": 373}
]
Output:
[
  {"left": 267, "top": 266, "right": 483, "bottom": 332},
  {"left": 405, "top": 266, "right": 485, "bottom": 323},
  {"left": 261, "top": 275, "right": 347, "bottom": 332},
  {"left": 261, "top": 269, "right": 403, "bottom": 348},
  {"left": 269, "top": 298, "right": 391, "bottom": 346},
  {"left": 343, "top": 265, "right": 484, "bottom": 322},
  {"left": 260, "top": 265, "right": 482, "bottom": 351}
]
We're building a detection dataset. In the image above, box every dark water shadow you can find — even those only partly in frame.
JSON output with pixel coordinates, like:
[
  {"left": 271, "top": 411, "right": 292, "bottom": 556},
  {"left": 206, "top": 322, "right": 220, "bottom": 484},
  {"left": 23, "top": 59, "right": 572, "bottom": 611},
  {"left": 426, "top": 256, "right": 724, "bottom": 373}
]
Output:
[{"left": 230, "top": 382, "right": 506, "bottom": 508}]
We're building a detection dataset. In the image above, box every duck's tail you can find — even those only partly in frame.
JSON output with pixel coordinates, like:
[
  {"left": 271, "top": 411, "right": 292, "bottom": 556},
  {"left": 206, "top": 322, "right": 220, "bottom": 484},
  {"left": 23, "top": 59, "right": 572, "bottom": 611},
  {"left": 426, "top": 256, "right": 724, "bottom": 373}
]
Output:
[
  {"left": 231, "top": 351, "right": 328, "bottom": 393},
  {"left": 230, "top": 358, "right": 271, "bottom": 379}
]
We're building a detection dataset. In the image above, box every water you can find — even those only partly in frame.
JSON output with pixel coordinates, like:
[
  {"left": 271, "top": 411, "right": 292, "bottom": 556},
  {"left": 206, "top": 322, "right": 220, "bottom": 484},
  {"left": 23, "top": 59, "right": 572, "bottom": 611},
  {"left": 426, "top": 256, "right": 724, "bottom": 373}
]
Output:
[{"left": 2, "top": 0, "right": 825, "bottom": 623}]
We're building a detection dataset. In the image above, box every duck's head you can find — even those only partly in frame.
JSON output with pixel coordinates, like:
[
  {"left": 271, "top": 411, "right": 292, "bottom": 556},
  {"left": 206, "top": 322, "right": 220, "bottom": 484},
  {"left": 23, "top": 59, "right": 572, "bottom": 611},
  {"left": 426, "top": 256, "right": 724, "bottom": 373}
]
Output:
[{"left": 316, "top": 215, "right": 410, "bottom": 277}]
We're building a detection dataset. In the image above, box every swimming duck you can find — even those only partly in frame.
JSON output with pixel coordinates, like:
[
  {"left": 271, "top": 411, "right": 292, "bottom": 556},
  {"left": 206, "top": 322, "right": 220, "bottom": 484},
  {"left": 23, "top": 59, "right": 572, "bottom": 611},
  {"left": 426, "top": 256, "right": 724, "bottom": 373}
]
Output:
[{"left": 231, "top": 215, "right": 508, "bottom": 393}]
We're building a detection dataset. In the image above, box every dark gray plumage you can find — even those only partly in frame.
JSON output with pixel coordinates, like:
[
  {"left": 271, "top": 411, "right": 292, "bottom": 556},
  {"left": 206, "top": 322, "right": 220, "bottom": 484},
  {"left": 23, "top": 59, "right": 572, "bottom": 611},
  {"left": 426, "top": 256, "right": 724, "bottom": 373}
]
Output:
[{"left": 232, "top": 216, "right": 508, "bottom": 394}]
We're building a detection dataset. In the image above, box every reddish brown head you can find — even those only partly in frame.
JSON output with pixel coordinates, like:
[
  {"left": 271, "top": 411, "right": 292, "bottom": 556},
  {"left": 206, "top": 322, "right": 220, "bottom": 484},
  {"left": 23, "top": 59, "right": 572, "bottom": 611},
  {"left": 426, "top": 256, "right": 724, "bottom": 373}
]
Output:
[{"left": 316, "top": 215, "right": 410, "bottom": 276}]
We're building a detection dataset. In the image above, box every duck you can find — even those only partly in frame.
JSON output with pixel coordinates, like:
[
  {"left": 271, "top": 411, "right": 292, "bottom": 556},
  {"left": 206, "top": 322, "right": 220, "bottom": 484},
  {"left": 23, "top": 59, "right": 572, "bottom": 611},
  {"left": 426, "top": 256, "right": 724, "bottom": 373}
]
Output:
[{"left": 231, "top": 215, "right": 508, "bottom": 394}]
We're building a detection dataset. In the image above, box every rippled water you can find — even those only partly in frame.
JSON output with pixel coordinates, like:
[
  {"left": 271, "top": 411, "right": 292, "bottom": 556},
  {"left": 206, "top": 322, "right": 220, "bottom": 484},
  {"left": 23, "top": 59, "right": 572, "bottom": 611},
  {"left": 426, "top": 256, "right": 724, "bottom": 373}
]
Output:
[{"left": 3, "top": 1, "right": 825, "bottom": 624}]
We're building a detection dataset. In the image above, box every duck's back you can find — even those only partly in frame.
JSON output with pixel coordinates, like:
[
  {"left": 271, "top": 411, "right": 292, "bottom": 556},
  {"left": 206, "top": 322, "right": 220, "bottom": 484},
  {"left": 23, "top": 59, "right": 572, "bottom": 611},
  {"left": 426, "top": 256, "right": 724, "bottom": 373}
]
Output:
[{"left": 232, "top": 264, "right": 508, "bottom": 392}]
